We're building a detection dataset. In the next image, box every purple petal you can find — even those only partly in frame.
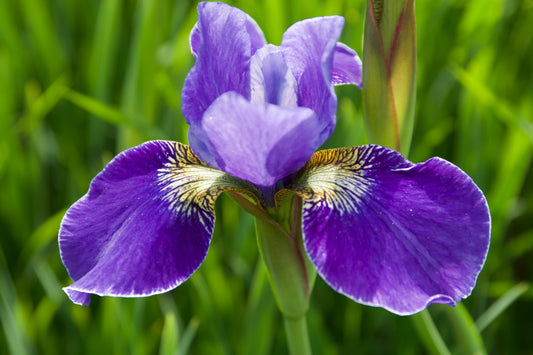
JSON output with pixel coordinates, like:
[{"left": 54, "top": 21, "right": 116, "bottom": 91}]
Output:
[
  {"left": 59, "top": 141, "right": 244, "bottom": 305},
  {"left": 332, "top": 42, "right": 362, "bottom": 88},
  {"left": 182, "top": 2, "right": 266, "bottom": 125},
  {"left": 291, "top": 145, "right": 491, "bottom": 315},
  {"left": 192, "top": 91, "right": 321, "bottom": 188},
  {"left": 281, "top": 16, "right": 345, "bottom": 140},
  {"left": 250, "top": 44, "right": 298, "bottom": 107}
]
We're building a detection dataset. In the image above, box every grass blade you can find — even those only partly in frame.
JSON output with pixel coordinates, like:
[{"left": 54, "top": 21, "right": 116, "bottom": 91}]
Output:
[
  {"left": 443, "top": 304, "right": 486, "bottom": 355},
  {"left": 476, "top": 282, "right": 529, "bottom": 332},
  {"left": 411, "top": 310, "right": 452, "bottom": 355}
]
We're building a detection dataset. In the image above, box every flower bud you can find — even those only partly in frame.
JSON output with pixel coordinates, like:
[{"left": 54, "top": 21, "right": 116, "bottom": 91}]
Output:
[{"left": 363, "top": 0, "right": 416, "bottom": 156}]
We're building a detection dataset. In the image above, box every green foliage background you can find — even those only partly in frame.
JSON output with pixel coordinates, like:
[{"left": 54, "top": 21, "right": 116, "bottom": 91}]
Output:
[{"left": 1, "top": 0, "right": 532, "bottom": 353}]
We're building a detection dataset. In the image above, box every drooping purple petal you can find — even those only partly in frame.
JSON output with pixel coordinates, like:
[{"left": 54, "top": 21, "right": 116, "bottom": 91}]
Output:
[
  {"left": 332, "top": 42, "right": 362, "bottom": 87},
  {"left": 281, "top": 16, "right": 345, "bottom": 141},
  {"left": 182, "top": 1, "right": 266, "bottom": 125},
  {"left": 192, "top": 91, "right": 322, "bottom": 189},
  {"left": 59, "top": 141, "right": 256, "bottom": 305},
  {"left": 290, "top": 145, "right": 491, "bottom": 315}
]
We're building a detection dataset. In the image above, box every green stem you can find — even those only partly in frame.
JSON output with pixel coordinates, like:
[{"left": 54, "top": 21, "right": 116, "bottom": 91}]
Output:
[
  {"left": 254, "top": 217, "right": 308, "bottom": 318},
  {"left": 234, "top": 191, "right": 314, "bottom": 355},
  {"left": 284, "top": 316, "right": 312, "bottom": 355}
]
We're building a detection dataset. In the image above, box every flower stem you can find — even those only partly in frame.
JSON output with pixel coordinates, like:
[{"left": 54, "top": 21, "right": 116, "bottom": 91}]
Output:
[
  {"left": 255, "top": 215, "right": 313, "bottom": 354},
  {"left": 283, "top": 316, "right": 312, "bottom": 355},
  {"left": 241, "top": 192, "right": 314, "bottom": 355}
]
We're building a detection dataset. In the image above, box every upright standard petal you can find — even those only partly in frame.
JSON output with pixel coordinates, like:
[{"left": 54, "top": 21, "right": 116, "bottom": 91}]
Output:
[
  {"left": 59, "top": 141, "right": 258, "bottom": 305},
  {"left": 281, "top": 16, "right": 346, "bottom": 141},
  {"left": 182, "top": 1, "right": 266, "bottom": 125},
  {"left": 289, "top": 146, "right": 491, "bottom": 315},
  {"left": 194, "top": 91, "right": 321, "bottom": 190},
  {"left": 249, "top": 44, "right": 298, "bottom": 107},
  {"left": 332, "top": 43, "right": 363, "bottom": 87}
]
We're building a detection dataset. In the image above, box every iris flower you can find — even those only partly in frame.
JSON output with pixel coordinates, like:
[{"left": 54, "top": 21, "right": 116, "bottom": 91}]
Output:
[{"left": 59, "top": 2, "right": 490, "bottom": 315}]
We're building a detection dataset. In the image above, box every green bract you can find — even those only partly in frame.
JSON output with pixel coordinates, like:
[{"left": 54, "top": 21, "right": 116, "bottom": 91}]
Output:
[{"left": 363, "top": 0, "right": 417, "bottom": 155}]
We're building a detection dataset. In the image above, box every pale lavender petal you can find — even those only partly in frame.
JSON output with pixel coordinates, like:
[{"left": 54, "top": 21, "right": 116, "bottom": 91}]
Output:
[
  {"left": 281, "top": 16, "right": 345, "bottom": 140},
  {"left": 250, "top": 44, "right": 298, "bottom": 107},
  {"left": 186, "top": 125, "right": 218, "bottom": 168},
  {"left": 193, "top": 91, "right": 321, "bottom": 188},
  {"left": 332, "top": 42, "right": 362, "bottom": 87},
  {"left": 189, "top": 2, "right": 265, "bottom": 58},
  {"left": 291, "top": 145, "right": 491, "bottom": 315},
  {"left": 182, "top": 2, "right": 266, "bottom": 125},
  {"left": 59, "top": 141, "right": 248, "bottom": 305}
]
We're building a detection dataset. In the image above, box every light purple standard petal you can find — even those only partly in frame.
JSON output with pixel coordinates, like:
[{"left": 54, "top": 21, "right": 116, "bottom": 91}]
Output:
[
  {"left": 182, "top": 1, "right": 266, "bottom": 125},
  {"left": 291, "top": 145, "right": 491, "bottom": 315},
  {"left": 192, "top": 91, "right": 321, "bottom": 189},
  {"left": 59, "top": 141, "right": 241, "bottom": 305},
  {"left": 281, "top": 16, "right": 346, "bottom": 141},
  {"left": 250, "top": 44, "right": 298, "bottom": 107},
  {"left": 332, "top": 43, "right": 362, "bottom": 88}
]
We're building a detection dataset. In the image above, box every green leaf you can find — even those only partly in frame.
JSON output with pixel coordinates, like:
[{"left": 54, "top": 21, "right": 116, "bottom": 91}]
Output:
[
  {"left": 240, "top": 261, "right": 277, "bottom": 355},
  {"left": 443, "top": 304, "right": 486, "bottom": 355},
  {"left": 476, "top": 282, "right": 529, "bottom": 332},
  {"left": 411, "top": 310, "right": 452, "bottom": 355},
  {"left": 159, "top": 312, "right": 179, "bottom": 355},
  {"left": 63, "top": 89, "right": 163, "bottom": 139}
]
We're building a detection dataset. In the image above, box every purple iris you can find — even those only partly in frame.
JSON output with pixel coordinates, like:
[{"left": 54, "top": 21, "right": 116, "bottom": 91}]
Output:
[
  {"left": 59, "top": 2, "right": 490, "bottom": 315},
  {"left": 182, "top": 2, "right": 361, "bottom": 195}
]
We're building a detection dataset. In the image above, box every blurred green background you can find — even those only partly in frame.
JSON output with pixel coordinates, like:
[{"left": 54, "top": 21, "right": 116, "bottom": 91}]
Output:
[{"left": 1, "top": 0, "right": 532, "bottom": 353}]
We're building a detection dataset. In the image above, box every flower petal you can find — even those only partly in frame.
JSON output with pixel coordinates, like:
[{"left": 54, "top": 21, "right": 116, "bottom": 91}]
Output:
[
  {"left": 59, "top": 141, "right": 258, "bottom": 305},
  {"left": 281, "top": 16, "right": 345, "bottom": 140},
  {"left": 290, "top": 145, "right": 491, "bottom": 315},
  {"left": 192, "top": 91, "right": 322, "bottom": 189},
  {"left": 332, "top": 42, "right": 363, "bottom": 87},
  {"left": 250, "top": 44, "right": 298, "bottom": 107},
  {"left": 182, "top": 1, "right": 266, "bottom": 125}
]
